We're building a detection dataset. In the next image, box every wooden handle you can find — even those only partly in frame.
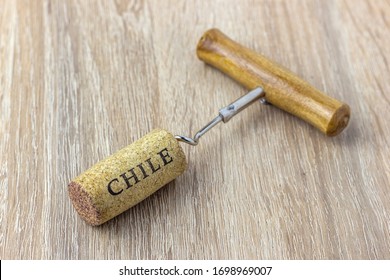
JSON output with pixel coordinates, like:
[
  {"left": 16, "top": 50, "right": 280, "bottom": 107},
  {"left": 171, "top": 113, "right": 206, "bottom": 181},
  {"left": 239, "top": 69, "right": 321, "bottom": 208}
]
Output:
[{"left": 197, "top": 28, "right": 350, "bottom": 136}]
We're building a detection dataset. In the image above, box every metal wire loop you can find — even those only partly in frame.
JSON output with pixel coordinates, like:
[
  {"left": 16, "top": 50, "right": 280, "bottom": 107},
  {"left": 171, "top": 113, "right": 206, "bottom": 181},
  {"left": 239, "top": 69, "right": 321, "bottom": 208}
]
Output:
[{"left": 175, "top": 87, "right": 266, "bottom": 146}]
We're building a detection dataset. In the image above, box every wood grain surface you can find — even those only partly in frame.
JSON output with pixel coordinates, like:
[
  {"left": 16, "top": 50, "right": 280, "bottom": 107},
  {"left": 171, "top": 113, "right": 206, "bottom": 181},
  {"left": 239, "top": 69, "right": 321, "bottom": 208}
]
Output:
[{"left": 1, "top": 0, "right": 389, "bottom": 259}]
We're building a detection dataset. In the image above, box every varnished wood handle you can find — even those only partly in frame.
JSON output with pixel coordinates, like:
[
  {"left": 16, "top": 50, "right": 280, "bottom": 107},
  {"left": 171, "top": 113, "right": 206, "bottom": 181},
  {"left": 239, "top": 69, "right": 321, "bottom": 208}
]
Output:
[{"left": 197, "top": 28, "right": 351, "bottom": 136}]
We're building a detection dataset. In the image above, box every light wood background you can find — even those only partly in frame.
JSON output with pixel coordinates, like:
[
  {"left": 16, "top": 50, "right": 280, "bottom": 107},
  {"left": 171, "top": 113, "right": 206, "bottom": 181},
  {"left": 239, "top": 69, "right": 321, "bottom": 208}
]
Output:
[{"left": 1, "top": 0, "right": 389, "bottom": 260}]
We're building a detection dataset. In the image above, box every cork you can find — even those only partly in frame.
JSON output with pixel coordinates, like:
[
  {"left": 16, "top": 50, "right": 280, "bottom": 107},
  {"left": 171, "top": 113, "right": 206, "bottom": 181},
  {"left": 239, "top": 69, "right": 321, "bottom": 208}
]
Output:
[{"left": 68, "top": 129, "right": 187, "bottom": 225}]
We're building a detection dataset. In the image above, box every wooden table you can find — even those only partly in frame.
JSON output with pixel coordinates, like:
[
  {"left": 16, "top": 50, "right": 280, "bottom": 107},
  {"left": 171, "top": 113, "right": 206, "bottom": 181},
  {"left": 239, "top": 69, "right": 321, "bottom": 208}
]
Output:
[{"left": 1, "top": 0, "right": 389, "bottom": 259}]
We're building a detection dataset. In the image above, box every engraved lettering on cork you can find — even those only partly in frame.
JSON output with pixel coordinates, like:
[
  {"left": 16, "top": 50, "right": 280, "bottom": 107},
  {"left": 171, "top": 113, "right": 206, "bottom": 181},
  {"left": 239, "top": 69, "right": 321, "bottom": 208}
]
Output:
[{"left": 107, "top": 148, "right": 174, "bottom": 196}]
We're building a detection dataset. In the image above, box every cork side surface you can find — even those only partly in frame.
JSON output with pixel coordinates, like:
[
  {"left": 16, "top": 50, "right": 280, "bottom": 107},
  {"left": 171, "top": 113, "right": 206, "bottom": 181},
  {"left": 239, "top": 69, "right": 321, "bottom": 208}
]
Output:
[{"left": 68, "top": 128, "right": 187, "bottom": 225}]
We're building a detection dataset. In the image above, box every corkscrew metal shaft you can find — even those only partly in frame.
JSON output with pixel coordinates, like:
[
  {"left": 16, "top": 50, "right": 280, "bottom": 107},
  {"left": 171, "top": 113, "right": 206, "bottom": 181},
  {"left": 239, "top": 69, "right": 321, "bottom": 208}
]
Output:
[{"left": 175, "top": 87, "right": 265, "bottom": 146}]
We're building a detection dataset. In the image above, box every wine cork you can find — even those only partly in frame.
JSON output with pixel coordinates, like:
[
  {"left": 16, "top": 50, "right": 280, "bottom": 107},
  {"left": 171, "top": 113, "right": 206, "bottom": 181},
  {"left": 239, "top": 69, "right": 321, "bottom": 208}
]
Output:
[{"left": 68, "top": 129, "right": 187, "bottom": 225}]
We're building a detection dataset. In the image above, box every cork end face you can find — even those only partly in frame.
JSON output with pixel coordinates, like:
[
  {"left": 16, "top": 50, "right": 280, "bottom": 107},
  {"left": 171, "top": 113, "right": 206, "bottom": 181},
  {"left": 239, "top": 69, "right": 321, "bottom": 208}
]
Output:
[
  {"left": 326, "top": 104, "right": 351, "bottom": 136},
  {"left": 68, "top": 181, "right": 101, "bottom": 226}
]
